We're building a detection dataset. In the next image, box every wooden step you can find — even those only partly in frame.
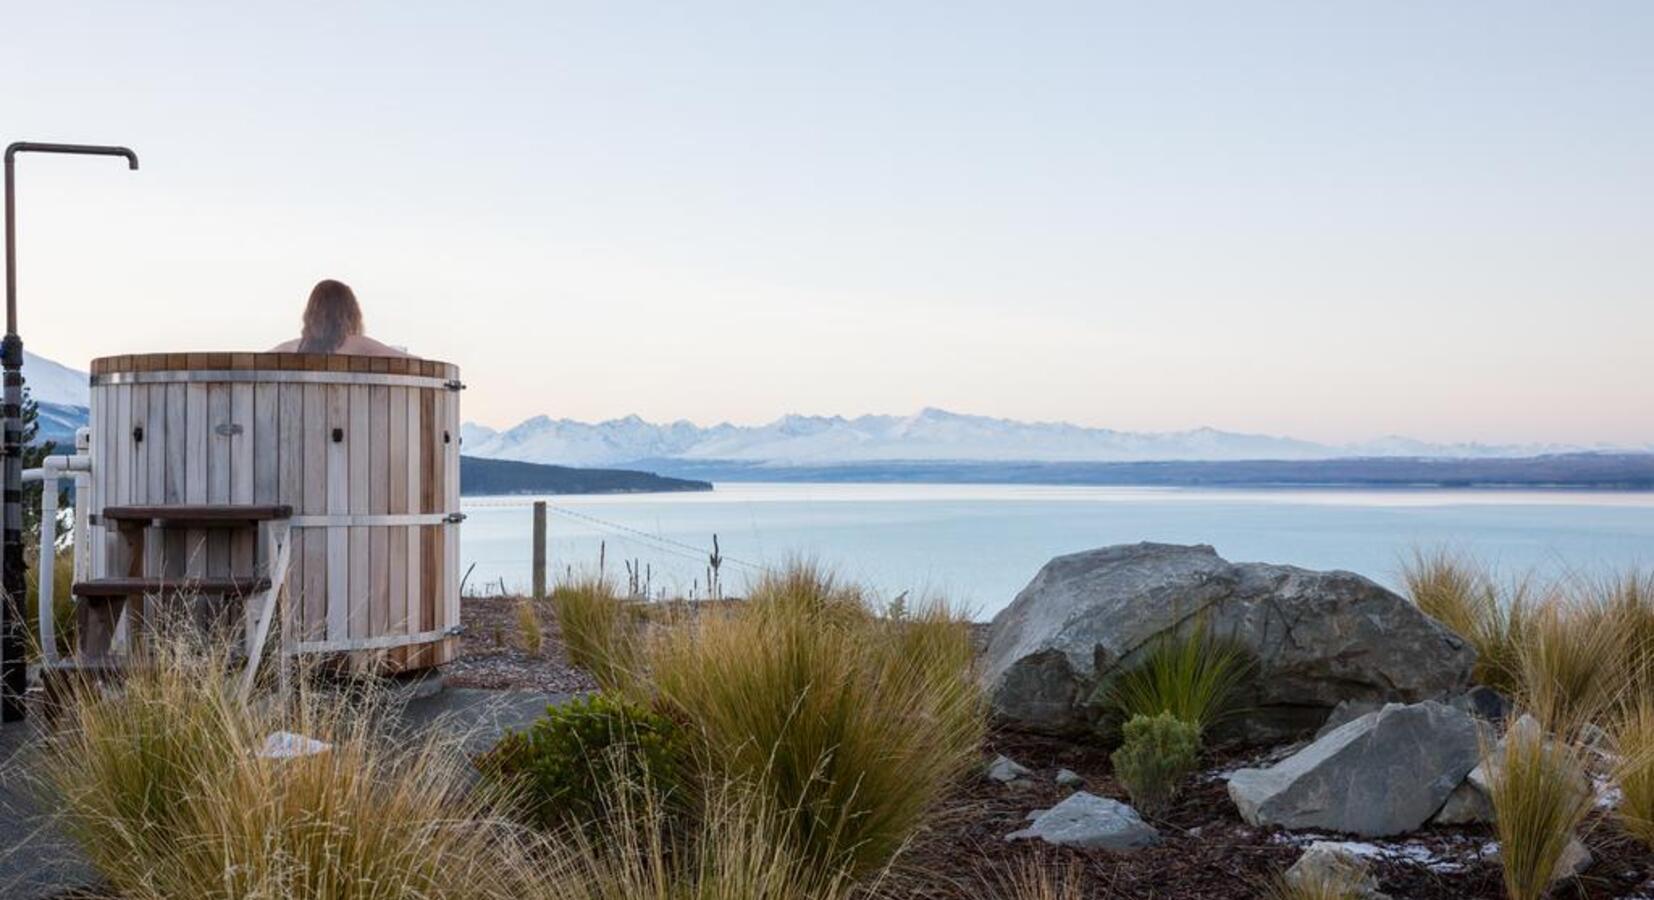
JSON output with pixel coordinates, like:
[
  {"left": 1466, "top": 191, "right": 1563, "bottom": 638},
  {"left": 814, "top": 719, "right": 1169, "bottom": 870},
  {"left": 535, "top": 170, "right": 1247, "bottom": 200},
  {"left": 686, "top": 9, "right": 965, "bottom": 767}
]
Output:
[
  {"left": 72, "top": 576, "right": 272, "bottom": 599},
  {"left": 100, "top": 504, "right": 293, "bottom": 528}
]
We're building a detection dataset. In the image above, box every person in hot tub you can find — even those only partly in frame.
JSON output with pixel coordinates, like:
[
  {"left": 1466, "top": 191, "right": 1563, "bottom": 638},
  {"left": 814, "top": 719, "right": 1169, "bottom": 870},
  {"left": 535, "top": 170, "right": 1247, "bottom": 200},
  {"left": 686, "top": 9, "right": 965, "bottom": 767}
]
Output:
[{"left": 270, "top": 279, "right": 415, "bottom": 357}]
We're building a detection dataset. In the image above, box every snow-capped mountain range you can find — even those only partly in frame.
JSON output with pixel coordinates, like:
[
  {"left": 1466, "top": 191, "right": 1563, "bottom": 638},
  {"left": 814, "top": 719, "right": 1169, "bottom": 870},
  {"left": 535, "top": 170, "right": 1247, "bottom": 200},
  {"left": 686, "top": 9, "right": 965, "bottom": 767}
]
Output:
[
  {"left": 15, "top": 352, "right": 1643, "bottom": 466},
  {"left": 463, "top": 408, "right": 1628, "bottom": 468}
]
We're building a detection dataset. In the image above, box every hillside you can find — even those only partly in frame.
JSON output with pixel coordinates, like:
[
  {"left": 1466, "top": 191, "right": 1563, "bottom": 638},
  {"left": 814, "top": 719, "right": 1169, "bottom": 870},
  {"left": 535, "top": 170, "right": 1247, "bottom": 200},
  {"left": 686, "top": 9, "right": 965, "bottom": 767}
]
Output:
[
  {"left": 638, "top": 453, "right": 1654, "bottom": 490},
  {"left": 459, "top": 455, "right": 711, "bottom": 496}
]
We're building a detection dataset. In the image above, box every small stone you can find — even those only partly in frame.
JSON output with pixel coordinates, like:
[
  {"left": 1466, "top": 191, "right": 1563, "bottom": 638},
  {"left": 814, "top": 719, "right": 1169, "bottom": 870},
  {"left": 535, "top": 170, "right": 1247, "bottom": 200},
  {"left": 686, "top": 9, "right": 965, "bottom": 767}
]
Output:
[
  {"left": 986, "top": 754, "right": 1033, "bottom": 784},
  {"left": 1432, "top": 780, "right": 1493, "bottom": 825},
  {"left": 1055, "top": 768, "right": 1084, "bottom": 788},
  {"left": 1284, "top": 842, "right": 1390, "bottom": 900},
  {"left": 258, "top": 731, "right": 331, "bottom": 759},
  {"left": 1555, "top": 836, "right": 1592, "bottom": 882},
  {"left": 1448, "top": 685, "right": 1510, "bottom": 722},
  {"left": 1005, "top": 791, "right": 1160, "bottom": 851}
]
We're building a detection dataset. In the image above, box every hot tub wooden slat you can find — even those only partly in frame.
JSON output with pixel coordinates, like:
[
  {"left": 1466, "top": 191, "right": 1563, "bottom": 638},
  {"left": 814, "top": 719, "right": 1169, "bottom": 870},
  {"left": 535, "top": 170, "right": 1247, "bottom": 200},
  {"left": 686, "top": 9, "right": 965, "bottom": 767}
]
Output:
[
  {"left": 230, "top": 383, "right": 256, "bottom": 580},
  {"left": 302, "top": 384, "right": 327, "bottom": 641},
  {"left": 348, "top": 382, "right": 370, "bottom": 641},
  {"left": 325, "top": 384, "right": 349, "bottom": 642}
]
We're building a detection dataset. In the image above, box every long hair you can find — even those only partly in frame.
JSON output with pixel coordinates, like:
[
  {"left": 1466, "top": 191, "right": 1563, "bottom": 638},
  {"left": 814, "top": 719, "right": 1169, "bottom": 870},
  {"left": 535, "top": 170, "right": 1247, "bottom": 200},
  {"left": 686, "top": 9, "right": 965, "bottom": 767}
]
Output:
[{"left": 297, "top": 280, "right": 364, "bottom": 353}]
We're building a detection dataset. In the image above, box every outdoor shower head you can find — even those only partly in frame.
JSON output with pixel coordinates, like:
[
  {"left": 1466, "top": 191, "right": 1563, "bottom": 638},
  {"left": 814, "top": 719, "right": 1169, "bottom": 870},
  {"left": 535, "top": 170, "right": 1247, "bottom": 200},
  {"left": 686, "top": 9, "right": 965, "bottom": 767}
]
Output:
[{"left": 4, "top": 141, "right": 139, "bottom": 168}]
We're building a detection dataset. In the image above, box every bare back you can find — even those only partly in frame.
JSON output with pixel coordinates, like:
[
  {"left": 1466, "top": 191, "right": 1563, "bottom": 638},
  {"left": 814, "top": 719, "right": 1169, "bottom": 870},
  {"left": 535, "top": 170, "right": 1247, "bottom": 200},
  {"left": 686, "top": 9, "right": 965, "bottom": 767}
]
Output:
[{"left": 269, "top": 334, "right": 416, "bottom": 358}]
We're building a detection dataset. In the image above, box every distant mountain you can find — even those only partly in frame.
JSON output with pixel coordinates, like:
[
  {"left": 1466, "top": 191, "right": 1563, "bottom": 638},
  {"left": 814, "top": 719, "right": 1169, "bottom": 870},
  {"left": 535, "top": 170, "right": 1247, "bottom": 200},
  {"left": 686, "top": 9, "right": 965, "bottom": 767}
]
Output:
[
  {"left": 464, "top": 407, "right": 1630, "bottom": 468},
  {"left": 459, "top": 455, "right": 711, "bottom": 496}
]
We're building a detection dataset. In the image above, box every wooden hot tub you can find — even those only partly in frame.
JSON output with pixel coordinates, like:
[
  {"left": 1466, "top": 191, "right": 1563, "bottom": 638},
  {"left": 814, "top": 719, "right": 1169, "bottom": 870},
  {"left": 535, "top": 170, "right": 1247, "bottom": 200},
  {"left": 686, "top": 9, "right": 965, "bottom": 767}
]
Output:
[{"left": 86, "top": 353, "right": 462, "bottom": 669}]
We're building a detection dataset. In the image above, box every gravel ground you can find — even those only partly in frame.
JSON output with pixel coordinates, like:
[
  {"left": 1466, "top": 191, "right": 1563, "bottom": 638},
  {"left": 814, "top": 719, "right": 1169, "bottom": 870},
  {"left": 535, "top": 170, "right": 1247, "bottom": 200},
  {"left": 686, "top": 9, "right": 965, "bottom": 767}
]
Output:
[{"left": 443, "top": 593, "right": 599, "bottom": 695}]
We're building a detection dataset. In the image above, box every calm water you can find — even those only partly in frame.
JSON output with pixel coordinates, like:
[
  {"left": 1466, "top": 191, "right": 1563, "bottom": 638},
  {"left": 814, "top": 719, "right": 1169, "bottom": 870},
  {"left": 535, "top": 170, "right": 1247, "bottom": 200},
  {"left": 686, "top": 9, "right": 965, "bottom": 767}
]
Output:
[{"left": 460, "top": 483, "right": 1654, "bottom": 619}]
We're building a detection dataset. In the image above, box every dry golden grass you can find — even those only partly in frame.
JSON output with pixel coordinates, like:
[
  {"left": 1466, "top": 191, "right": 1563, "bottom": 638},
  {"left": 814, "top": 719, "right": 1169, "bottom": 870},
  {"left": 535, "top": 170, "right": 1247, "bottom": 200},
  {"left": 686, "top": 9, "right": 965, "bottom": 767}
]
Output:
[
  {"left": 989, "top": 857, "right": 1086, "bottom": 900},
  {"left": 1486, "top": 720, "right": 1595, "bottom": 900},
  {"left": 506, "top": 777, "right": 863, "bottom": 900},
  {"left": 1259, "top": 869, "right": 1369, "bottom": 900},
  {"left": 552, "top": 574, "right": 639, "bottom": 691},
  {"left": 1517, "top": 596, "right": 1624, "bottom": 736},
  {"left": 516, "top": 597, "right": 544, "bottom": 655},
  {"left": 39, "top": 639, "right": 521, "bottom": 899},
  {"left": 1612, "top": 696, "right": 1654, "bottom": 849},
  {"left": 645, "top": 563, "right": 983, "bottom": 879},
  {"left": 1402, "top": 548, "right": 1531, "bottom": 694}
]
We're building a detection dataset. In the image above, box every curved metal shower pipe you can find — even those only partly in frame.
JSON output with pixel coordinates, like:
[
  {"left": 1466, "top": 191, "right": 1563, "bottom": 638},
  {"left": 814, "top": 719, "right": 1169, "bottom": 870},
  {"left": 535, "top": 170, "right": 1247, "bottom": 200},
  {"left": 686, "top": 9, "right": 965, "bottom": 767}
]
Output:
[{"left": 1, "top": 140, "right": 139, "bottom": 722}]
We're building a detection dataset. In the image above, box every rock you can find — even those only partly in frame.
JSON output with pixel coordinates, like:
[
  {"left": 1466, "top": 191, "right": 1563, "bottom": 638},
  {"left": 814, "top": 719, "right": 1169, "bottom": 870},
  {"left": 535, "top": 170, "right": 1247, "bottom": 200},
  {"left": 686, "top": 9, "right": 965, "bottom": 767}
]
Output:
[
  {"left": 1284, "top": 842, "right": 1390, "bottom": 900},
  {"left": 1055, "top": 768, "right": 1085, "bottom": 788},
  {"left": 1448, "top": 685, "right": 1510, "bottom": 722},
  {"left": 1227, "top": 701, "right": 1480, "bottom": 837},
  {"left": 258, "top": 731, "right": 331, "bottom": 759},
  {"left": 986, "top": 754, "right": 1033, "bottom": 784},
  {"left": 1442, "top": 714, "right": 1590, "bottom": 826},
  {"left": 982, "top": 543, "right": 1475, "bottom": 738},
  {"left": 1556, "top": 836, "right": 1592, "bottom": 882},
  {"left": 1432, "top": 781, "right": 1494, "bottom": 825},
  {"left": 1005, "top": 791, "right": 1160, "bottom": 851},
  {"left": 1316, "top": 699, "right": 1384, "bottom": 739}
]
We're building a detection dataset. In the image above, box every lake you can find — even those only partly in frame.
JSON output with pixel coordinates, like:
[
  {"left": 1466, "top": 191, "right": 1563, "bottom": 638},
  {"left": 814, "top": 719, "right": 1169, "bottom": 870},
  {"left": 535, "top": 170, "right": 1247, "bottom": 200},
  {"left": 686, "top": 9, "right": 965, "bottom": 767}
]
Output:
[{"left": 460, "top": 483, "right": 1654, "bottom": 619}]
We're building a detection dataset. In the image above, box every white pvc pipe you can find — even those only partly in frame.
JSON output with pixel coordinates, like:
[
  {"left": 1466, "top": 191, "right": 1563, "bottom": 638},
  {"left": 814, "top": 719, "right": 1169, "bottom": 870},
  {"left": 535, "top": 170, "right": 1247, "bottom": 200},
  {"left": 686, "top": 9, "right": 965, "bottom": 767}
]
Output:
[{"left": 23, "top": 430, "right": 94, "bottom": 667}]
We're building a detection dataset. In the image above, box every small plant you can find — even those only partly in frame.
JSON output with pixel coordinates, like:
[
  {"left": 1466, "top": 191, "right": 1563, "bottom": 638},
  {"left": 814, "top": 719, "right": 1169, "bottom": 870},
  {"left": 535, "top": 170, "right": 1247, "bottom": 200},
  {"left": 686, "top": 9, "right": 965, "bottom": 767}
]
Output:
[
  {"left": 478, "top": 692, "right": 689, "bottom": 829},
  {"left": 553, "top": 575, "right": 638, "bottom": 691},
  {"left": 646, "top": 563, "right": 983, "bottom": 879},
  {"left": 1519, "top": 597, "right": 1621, "bottom": 736},
  {"left": 1260, "top": 868, "right": 1369, "bottom": 900},
  {"left": 1109, "top": 711, "right": 1200, "bottom": 814},
  {"left": 1612, "top": 697, "right": 1654, "bottom": 849},
  {"left": 40, "top": 635, "right": 517, "bottom": 899},
  {"left": 1487, "top": 719, "right": 1595, "bottom": 900},
  {"left": 991, "top": 856, "right": 1085, "bottom": 900},
  {"left": 1402, "top": 548, "right": 1530, "bottom": 694},
  {"left": 515, "top": 598, "right": 543, "bottom": 655},
  {"left": 1103, "top": 618, "right": 1254, "bottom": 736}
]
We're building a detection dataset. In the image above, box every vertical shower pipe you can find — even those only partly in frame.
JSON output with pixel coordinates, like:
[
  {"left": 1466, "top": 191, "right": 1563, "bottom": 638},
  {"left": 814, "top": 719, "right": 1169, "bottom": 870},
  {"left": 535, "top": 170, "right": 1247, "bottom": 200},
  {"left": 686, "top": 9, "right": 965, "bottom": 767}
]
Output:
[{"left": 2, "top": 142, "right": 138, "bottom": 722}]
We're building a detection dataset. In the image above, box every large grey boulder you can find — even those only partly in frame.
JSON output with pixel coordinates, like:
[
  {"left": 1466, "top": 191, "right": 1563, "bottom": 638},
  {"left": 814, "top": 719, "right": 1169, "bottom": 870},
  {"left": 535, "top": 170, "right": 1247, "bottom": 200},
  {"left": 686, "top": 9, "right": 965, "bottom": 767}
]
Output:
[
  {"left": 982, "top": 543, "right": 1475, "bottom": 738},
  {"left": 1005, "top": 791, "right": 1160, "bottom": 851},
  {"left": 1227, "top": 701, "right": 1480, "bottom": 837}
]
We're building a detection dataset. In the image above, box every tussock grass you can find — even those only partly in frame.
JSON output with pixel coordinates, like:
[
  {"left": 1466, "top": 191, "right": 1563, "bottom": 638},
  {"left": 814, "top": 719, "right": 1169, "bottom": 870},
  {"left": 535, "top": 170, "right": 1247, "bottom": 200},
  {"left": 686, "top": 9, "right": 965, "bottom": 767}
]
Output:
[
  {"left": 1104, "top": 617, "right": 1253, "bottom": 736},
  {"left": 40, "top": 638, "right": 519, "bottom": 900},
  {"left": 1518, "top": 597, "right": 1623, "bottom": 736},
  {"left": 989, "top": 857, "right": 1085, "bottom": 900},
  {"left": 1611, "top": 697, "right": 1654, "bottom": 849},
  {"left": 1260, "top": 869, "right": 1368, "bottom": 900},
  {"left": 22, "top": 538, "right": 74, "bottom": 657},
  {"left": 509, "top": 777, "right": 861, "bottom": 900},
  {"left": 1402, "top": 548, "right": 1531, "bottom": 694},
  {"left": 1486, "top": 720, "right": 1595, "bottom": 900},
  {"left": 516, "top": 597, "right": 544, "bottom": 655},
  {"left": 645, "top": 564, "right": 984, "bottom": 878},
  {"left": 553, "top": 575, "right": 639, "bottom": 691}
]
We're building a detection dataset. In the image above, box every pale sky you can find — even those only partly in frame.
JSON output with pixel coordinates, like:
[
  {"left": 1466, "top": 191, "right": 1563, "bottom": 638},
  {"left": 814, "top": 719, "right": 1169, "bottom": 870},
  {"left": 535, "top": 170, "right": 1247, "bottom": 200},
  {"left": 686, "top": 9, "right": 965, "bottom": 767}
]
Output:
[{"left": 4, "top": 2, "right": 1650, "bottom": 444}]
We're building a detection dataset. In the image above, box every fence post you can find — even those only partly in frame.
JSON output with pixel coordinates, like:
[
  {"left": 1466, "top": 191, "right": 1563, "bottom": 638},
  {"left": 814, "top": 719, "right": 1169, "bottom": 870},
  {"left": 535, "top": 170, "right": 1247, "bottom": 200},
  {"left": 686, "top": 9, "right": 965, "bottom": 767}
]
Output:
[{"left": 532, "top": 501, "right": 547, "bottom": 600}]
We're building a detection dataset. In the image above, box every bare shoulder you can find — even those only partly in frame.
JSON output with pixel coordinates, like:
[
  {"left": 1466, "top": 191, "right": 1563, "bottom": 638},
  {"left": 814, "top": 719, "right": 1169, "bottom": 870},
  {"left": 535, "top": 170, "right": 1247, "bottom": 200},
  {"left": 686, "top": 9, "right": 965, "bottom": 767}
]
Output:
[
  {"left": 269, "top": 339, "right": 301, "bottom": 352},
  {"left": 342, "top": 335, "right": 418, "bottom": 359}
]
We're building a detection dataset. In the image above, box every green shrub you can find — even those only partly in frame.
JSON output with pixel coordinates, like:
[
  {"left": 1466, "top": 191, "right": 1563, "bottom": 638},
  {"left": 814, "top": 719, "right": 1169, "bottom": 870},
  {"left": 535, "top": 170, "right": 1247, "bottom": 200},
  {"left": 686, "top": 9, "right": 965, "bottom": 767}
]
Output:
[
  {"left": 552, "top": 576, "right": 638, "bottom": 691},
  {"left": 479, "top": 692, "right": 689, "bottom": 829},
  {"left": 1109, "top": 712, "right": 1200, "bottom": 814},
  {"left": 1102, "top": 619, "right": 1254, "bottom": 736},
  {"left": 646, "top": 564, "right": 983, "bottom": 879}
]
